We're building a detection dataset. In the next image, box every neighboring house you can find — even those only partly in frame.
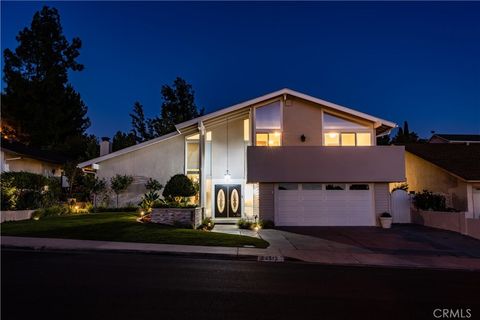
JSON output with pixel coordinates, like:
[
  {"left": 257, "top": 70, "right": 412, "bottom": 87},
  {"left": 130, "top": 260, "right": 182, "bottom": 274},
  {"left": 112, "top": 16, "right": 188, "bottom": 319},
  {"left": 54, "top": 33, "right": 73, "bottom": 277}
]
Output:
[
  {"left": 79, "top": 88, "right": 405, "bottom": 226},
  {"left": 429, "top": 134, "right": 480, "bottom": 144},
  {"left": 405, "top": 144, "right": 480, "bottom": 218},
  {"left": 1, "top": 138, "right": 69, "bottom": 177}
]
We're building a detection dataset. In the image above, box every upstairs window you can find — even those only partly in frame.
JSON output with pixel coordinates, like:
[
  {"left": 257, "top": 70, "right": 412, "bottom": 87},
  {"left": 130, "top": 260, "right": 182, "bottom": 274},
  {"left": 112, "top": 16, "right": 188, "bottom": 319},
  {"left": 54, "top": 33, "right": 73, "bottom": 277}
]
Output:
[
  {"left": 255, "top": 101, "right": 281, "bottom": 130},
  {"left": 256, "top": 132, "right": 281, "bottom": 146},
  {"left": 323, "top": 112, "right": 369, "bottom": 130}
]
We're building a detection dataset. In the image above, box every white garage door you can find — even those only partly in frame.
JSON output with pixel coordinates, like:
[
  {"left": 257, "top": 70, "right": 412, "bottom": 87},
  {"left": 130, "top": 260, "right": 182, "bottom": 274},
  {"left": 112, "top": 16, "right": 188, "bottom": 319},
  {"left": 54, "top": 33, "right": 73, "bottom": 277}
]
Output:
[{"left": 275, "top": 183, "right": 375, "bottom": 226}]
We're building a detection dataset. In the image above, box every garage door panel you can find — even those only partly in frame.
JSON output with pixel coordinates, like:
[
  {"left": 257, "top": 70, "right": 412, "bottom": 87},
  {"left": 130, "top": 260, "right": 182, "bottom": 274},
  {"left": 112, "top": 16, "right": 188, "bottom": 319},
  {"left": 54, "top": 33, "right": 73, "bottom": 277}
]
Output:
[{"left": 275, "top": 183, "right": 374, "bottom": 226}]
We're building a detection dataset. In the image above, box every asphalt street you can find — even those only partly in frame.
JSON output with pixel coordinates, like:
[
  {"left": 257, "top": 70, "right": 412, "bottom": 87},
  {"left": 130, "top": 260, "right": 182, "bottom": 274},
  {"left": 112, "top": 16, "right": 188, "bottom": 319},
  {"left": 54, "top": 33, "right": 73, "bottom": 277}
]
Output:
[{"left": 2, "top": 249, "right": 479, "bottom": 320}]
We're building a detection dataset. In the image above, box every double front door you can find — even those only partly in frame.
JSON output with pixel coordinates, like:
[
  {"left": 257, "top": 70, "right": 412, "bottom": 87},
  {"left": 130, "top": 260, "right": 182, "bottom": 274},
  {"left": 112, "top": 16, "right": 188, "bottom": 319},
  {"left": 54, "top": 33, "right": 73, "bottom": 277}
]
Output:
[{"left": 214, "top": 184, "right": 241, "bottom": 218}]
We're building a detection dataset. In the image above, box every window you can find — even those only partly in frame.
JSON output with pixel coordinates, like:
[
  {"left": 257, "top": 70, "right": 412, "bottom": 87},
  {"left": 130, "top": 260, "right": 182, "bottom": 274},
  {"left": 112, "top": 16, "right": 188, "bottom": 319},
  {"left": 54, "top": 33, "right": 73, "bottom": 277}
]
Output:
[
  {"left": 323, "top": 112, "right": 369, "bottom": 130},
  {"left": 324, "top": 132, "right": 372, "bottom": 146},
  {"left": 356, "top": 133, "right": 371, "bottom": 146},
  {"left": 340, "top": 133, "right": 356, "bottom": 146},
  {"left": 278, "top": 183, "right": 298, "bottom": 190},
  {"left": 244, "top": 119, "right": 250, "bottom": 142},
  {"left": 186, "top": 141, "right": 199, "bottom": 174},
  {"left": 256, "top": 132, "right": 281, "bottom": 146},
  {"left": 326, "top": 184, "right": 345, "bottom": 190},
  {"left": 324, "top": 132, "right": 340, "bottom": 146},
  {"left": 302, "top": 183, "right": 322, "bottom": 190},
  {"left": 255, "top": 101, "right": 281, "bottom": 130},
  {"left": 349, "top": 184, "right": 370, "bottom": 190}
]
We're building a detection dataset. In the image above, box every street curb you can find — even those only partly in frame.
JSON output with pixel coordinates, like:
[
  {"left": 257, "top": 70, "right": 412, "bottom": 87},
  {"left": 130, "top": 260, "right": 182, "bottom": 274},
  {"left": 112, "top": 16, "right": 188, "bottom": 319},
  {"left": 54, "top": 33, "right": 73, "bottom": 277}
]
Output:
[{"left": 1, "top": 244, "right": 260, "bottom": 261}]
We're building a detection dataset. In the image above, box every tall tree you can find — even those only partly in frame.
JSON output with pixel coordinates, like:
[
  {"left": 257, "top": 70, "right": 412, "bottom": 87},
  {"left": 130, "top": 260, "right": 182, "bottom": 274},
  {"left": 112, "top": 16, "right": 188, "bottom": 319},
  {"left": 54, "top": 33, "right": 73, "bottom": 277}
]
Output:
[
  {"left": 391, "top": 121, "right": 420, "bottom": 145},
  {"left": 151, "top": 77, "right": 204, "bottom": 136},
  {"left": 112, "top": 131, "right": 136, "bottom": 151},
  {"left": 1, "top": 6, "right": 90, "bottom": 158},
  {"left": 376, "top": 134, "right": 391, "bottom": 145},
  {"left": 129, "top": 101, "right": 152, "bottom": 143}
]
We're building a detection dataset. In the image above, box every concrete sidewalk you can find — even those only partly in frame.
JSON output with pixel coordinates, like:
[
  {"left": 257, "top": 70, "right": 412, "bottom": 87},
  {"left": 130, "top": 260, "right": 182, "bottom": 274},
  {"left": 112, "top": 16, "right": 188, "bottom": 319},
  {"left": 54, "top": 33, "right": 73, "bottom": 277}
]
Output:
[{"left": 2, "top": 235, "right": 480, "bottom": 270}]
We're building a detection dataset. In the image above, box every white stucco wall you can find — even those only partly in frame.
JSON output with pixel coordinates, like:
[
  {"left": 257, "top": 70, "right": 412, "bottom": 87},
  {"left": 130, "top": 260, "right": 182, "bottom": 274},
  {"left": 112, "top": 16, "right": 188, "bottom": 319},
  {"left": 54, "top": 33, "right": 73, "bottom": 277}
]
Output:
[{"left": 95, "top": 134, "right": 185, "bottom": 206}]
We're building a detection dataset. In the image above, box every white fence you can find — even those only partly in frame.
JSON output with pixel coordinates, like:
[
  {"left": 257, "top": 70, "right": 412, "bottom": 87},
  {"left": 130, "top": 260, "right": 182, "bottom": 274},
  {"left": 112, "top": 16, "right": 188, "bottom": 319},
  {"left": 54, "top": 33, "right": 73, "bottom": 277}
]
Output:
[{"left": 391, "top": 189, "right": 411, "bottom": 223}]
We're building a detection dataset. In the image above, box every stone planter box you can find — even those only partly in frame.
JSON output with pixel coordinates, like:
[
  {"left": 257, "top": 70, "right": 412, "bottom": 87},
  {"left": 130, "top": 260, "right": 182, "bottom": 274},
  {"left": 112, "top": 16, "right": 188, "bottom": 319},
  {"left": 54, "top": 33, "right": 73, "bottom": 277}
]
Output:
[
  {"left": 150, "top": 207, "right": 203, "bottom": 229},
  {"left": 1, "top": 210, "right": 35, "bottom": 223}
]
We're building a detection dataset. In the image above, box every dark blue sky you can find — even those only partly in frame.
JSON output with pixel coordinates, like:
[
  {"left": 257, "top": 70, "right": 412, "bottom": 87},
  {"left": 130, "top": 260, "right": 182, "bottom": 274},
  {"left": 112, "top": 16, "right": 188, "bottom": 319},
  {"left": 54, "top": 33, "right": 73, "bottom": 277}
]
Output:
[{"left": 2, "top": 1, "right": 479, "bottom": 139}]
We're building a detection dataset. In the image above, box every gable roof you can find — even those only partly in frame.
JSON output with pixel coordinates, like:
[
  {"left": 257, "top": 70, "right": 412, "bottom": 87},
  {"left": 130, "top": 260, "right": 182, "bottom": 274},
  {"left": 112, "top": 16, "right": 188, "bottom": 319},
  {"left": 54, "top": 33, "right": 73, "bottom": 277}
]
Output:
[
  {"left": 78, "top": 88, "right": 397, "bottom": 168},
  {"left": 1, "top": 139, "right": 71, "bottom": 164},
  {"left": 175, "top": 88, "right": 396, "bottom": 133},
  {"left": 430, "top": 134, "right": 480, "bottom": 143},
  {"left": 405, "top": 144, "right": 480, "bottom": 181}
]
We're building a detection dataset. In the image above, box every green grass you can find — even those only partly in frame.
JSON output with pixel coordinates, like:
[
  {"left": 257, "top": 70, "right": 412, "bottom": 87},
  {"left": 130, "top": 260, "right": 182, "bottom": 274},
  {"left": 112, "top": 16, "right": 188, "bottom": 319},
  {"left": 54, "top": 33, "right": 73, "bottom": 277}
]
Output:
[{"left": 1, "top": 212, "right": 269, "bottom": 248}]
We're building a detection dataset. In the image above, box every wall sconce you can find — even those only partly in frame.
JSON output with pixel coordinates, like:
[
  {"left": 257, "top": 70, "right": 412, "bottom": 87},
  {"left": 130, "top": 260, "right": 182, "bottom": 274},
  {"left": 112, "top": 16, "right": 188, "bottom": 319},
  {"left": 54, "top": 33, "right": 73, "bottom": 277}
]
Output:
[{"left": 300, "top": 134, "right": 306, "bottom": 142}]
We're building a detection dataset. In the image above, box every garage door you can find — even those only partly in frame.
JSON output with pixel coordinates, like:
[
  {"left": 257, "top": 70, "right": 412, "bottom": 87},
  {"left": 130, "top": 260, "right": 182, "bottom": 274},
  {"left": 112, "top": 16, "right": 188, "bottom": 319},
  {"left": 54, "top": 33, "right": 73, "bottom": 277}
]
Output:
[{"left": 275, "top": 183, "right": 375, "bottom": 226}]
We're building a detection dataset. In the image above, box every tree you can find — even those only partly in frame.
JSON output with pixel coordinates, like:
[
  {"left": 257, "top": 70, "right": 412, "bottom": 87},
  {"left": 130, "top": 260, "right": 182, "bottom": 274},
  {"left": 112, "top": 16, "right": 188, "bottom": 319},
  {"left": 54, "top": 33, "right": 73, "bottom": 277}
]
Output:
[
  {"left": 130, "top": 102, "right": 153, "bottom": 143},
  {"left": 151, "top": 77, "right": 204, "bottom": 136},
  {"left": 162, "top": 174, "right": 196, "bottom": 205},
  {"left": 110, "top": 174, "right": 134, "bottom": 208},
  {"left": 391, "top": 121, "right": 420, "bottom": 145},
  {"left": 112, "top": 131, "right": 136, "bottom": 152},
  {"left": 376, "top": 134, "right": 391, "bottom": 146},
  {"left": 84, "top": 175, "right": 107, "bottom": 210},
  {"left": 2, "top": 6, "right": 90, "bottom": 159}
]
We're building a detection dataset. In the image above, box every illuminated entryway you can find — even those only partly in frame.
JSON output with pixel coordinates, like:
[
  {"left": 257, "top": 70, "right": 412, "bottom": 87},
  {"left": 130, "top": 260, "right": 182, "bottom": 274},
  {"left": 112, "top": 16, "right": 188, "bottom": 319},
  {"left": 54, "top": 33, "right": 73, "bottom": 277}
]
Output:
[{"left": 214, "top": 184, "right": 242, "bottom": 218}]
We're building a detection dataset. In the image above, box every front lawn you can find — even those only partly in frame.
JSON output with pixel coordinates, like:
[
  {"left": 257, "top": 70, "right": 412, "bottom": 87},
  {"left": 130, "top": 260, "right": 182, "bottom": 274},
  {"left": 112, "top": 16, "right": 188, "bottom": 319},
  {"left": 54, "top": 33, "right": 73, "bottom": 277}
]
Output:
[{"left": 1, "top": 212, "right": 269, "bottom": 248}]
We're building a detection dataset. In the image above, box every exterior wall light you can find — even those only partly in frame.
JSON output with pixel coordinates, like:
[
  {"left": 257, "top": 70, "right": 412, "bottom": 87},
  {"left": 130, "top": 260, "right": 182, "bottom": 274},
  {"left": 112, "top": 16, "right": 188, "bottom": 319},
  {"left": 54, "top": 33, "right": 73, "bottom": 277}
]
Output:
[
  {"left": 300, "top": 134, "right": 306, "bottom": 142},
  {"left": 224, "top": 170, "right": 231, "bottom": 181}
]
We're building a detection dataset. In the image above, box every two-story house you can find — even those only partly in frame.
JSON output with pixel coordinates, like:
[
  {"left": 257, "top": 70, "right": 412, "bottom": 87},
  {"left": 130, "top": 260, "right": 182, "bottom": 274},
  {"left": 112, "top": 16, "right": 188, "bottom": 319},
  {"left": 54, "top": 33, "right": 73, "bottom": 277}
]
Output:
[{"left": 78, "top": 89, "right": 405, "bottom": 226}]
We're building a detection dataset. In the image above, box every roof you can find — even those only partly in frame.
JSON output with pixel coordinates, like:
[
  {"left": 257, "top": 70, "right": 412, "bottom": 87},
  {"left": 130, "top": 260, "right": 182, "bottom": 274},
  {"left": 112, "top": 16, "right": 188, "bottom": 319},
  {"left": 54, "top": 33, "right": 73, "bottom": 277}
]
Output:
[
  {"left": 1, "top": 139, "right": 71, "bottom": 164},
  {"left": 175, "top": 88, "right": 397, "bottom": 133},
  {"left": 430, "top": 134, "right": 480, "bottom": 143},
  {"left": 78, "top": 131, "right": 179, "bottom": 168},
  {"left": 405, "top": 144, "right": 480, "bottom": 181},
  {"left": 78, "top": 88, "right": 397, "bottom": 168}
]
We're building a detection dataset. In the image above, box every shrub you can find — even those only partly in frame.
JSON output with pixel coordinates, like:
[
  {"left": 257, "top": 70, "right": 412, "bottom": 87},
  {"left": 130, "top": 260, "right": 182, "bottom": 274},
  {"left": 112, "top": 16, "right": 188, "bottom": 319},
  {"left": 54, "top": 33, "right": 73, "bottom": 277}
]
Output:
[
  {"left": 198, "top": 217, "right": 215, "bottom": 231},
  {"left": 110, "top": 174, "right": 134, "bottom": 208},
  {"left": 32, "top": 205, "right": 71, "bottom": 219},
  {"left": 145, "top": 178, "right": 163, "bottom": 192},
  {"left": 260, "top": 219, "right": 274, "bottom": 229},
  {"left": 237, "top": 218, "right": 253, "bottom": 230},
  {"left": 162, "top": 174, "right": 196, "bottom": 204},
  {"left": 413, "top": 190, "right": 447, "bottom": 211},
  {"left": 380, "top": 212, "right": 392, "bottom": 218},
  {"left": 0, "top": 172, "right": 61, "bottom": 210},
  {"left": 139, "top": 191, "right": 160, "bottom": 212}
]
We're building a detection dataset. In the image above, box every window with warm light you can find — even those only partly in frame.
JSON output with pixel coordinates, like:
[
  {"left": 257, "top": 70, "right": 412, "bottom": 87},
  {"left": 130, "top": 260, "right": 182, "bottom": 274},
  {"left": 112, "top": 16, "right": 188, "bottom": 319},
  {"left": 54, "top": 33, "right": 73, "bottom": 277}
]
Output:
[
  {"left": 324, "top": 132, "right": 340, "bottom": 146},
  {"left": 340, "top": 133, "right": 356, "bottom": 146},
  {"left": 255, "top": 132, "right": 281, "bottom": 146},
  {"left": 356, "top": 133, "right": 371, "bottom": 146}
]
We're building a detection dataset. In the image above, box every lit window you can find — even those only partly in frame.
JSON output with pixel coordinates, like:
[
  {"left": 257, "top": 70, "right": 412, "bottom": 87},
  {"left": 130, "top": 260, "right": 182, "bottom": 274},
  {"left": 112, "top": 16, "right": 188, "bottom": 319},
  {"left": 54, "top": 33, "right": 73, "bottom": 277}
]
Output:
[
  {"left": 324, "top": 132, "right": 340, "bottom": 146},
  {"left": 341, "top": 133, "right": 356, "bottom": 146},
  {"left": 186, "top": 142, "right": 199, "bottom": 173},
  {"left": 255, "top": 101, "right": 281, "bottom": 130},
  {"left": 356, "top": 133, "right": 371, "bottom": 146},
  {"left": 244, "top": 119, "right": 250, "bottom": 142},
  {"left": 256, "top": 132, "right": 281, "bottom": 146}
]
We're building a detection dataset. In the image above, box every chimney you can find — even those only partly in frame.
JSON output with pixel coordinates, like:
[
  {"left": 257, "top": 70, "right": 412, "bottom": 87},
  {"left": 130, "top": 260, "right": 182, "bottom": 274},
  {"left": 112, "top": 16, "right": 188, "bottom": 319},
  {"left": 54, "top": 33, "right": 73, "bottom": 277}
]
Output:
[{"left": 100, "top": 137, "right": 112, "bottom": 156}]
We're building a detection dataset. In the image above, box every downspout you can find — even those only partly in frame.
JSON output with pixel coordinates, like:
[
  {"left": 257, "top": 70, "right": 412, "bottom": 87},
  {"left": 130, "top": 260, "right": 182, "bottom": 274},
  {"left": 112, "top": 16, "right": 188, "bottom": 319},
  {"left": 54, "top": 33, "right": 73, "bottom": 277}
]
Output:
[{"left": 198, "top": 121, "right": 206, "bottom": 215}]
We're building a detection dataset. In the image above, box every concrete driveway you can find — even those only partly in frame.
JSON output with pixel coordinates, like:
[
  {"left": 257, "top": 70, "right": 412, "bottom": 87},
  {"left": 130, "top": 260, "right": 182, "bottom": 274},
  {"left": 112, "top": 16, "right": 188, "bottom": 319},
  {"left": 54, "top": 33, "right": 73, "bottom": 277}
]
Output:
[{"left": 277, "top": 224, "right": 480, "bottom": 258}]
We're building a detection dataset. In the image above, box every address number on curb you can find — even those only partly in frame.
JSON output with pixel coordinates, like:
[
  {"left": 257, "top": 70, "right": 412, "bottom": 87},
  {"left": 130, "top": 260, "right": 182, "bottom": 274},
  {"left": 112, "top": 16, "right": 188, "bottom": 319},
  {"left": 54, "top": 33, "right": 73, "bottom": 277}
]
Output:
[{"left": 258, "top": 255, "right": 285, "bottom": 262}]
